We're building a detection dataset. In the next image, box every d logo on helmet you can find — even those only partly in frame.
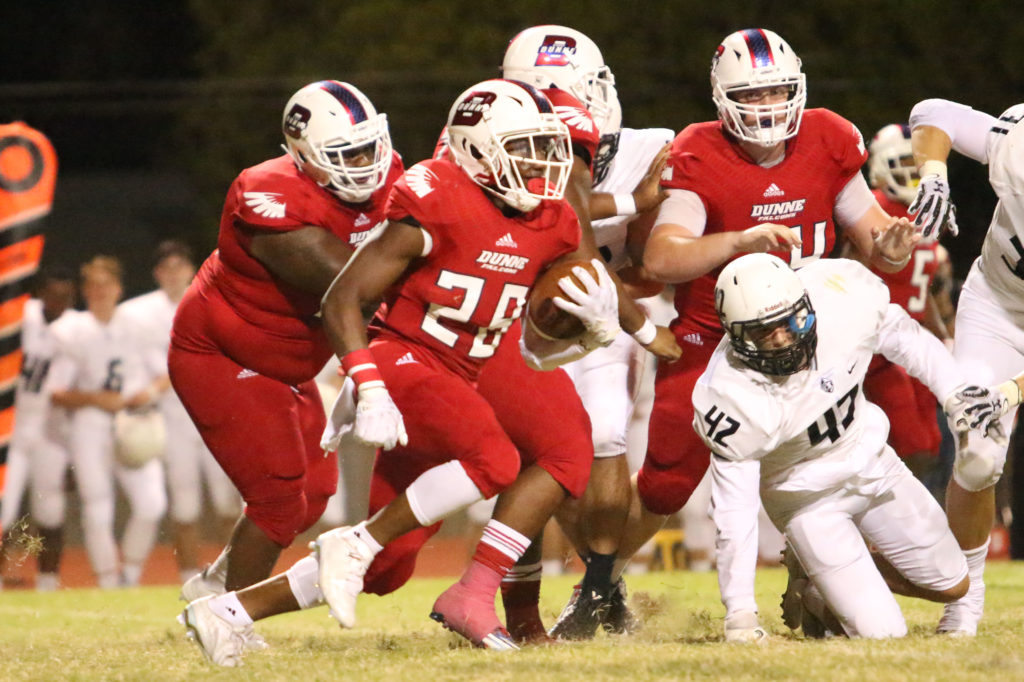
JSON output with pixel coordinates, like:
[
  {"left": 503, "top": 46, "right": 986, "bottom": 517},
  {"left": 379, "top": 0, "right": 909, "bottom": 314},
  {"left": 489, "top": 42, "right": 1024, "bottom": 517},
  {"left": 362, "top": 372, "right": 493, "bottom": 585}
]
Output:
[
  {"left": 284, "top": 104, "right": 312, "bottom": 140},
  {"left": 451, "top": 92, "right": 497, "bottom": 127},
  {"left": 536, "top": 35, "right": 577, "bottom": 67}
]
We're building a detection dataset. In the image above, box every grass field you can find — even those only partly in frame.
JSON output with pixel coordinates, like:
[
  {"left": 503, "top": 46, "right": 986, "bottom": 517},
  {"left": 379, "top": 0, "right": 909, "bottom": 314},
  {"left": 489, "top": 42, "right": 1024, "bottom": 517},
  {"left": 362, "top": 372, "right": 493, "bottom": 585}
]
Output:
[{"left": 2, "top": 564, "right": 1023, "bottom": 681}]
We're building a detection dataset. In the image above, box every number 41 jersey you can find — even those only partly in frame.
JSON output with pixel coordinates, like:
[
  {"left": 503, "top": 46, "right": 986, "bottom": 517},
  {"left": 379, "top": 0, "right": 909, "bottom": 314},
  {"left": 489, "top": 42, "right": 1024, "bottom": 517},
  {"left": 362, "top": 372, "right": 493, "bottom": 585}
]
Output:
[
  {"left": 692, "top": 259, "right": 899, "bottom": 493},
  {"left": 374, "top": 158, "right": 580, "bottom": 382}
]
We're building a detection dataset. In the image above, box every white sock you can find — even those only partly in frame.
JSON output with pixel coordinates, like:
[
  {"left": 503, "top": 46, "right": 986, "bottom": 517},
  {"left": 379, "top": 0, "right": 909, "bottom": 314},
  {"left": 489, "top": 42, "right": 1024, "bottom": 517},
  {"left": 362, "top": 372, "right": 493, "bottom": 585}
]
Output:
[
  {"left": 503, "top": 561, "right": 543, "bottom": 583},
  {"left": 36, "top": 573, "right": 59, "bottom": 592},
  {"left": 97, "top": 571, "right": 120, "bottom": 589},
  {"left": 285, "top": 555, "right": 323, "bottom": 610},
  {"left": 122, "top": 563, "right": 143, "bottom": 587},
  {"left": 209, "top": 592, "right": 254, "bottom": 627},
  {"left": 208, "top": 547, "right": 230, "bottom": 583},
  {"left": 348, "top": 522, "right": 384, "bottom": 556},
  {"left": 962, "top": 540, "right": 989, "bottom": 598},
  {"left": 480, "top": 519, "right": 530, "bottom": 564}
]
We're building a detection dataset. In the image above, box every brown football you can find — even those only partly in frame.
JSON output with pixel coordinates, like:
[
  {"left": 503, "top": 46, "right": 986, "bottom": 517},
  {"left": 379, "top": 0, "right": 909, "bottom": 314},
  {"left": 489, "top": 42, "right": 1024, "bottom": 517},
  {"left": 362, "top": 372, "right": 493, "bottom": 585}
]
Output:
[{"left": 526, "top": 259, "right": 600, "bottom": 340}]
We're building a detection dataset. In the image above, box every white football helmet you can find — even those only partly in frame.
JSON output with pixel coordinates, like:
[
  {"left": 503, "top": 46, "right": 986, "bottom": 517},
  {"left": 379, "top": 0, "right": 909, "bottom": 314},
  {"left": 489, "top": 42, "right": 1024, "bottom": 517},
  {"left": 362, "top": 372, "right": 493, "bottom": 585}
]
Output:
[
  {"left": 592, "top": 94, "right": 622, "bottom": 185},
  {"left": 502, "top": 25, "right": 621, "bottom": 136},
  {"left": 446, "top": 79, "right": 572, "bottom": 212},
  {"left": 114, "top": 409, "right": 167, "bottom": 469},
  {"left": 868, "top": 124, "right": 920, "bottom": 205},
  {"left": 282, "top": 80, "right": 392, "bottom": 203},
  {"left": 711, "top": 29, "right": 807, "bottom": 147},
  {"left": 715, "top": 253, "right": 816, "bottom": 376}
]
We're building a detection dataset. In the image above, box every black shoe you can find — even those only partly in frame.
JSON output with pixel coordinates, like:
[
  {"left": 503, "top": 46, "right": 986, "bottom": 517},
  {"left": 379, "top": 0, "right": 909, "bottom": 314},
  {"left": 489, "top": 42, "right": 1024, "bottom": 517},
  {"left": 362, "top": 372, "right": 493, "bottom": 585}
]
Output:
[
  {"left": 602, "top": 578, "right": 637, "bottom": 635},
  {"left": 548, "top": 583, "right": 610, "bottom": 641}
]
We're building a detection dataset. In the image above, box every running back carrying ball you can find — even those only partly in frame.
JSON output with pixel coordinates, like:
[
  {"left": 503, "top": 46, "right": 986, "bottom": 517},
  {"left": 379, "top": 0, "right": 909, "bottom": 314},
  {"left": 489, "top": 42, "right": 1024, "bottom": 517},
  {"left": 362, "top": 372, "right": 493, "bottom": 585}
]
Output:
[{"left": 527, "top": 259, "right": 601, "bottom": 339}]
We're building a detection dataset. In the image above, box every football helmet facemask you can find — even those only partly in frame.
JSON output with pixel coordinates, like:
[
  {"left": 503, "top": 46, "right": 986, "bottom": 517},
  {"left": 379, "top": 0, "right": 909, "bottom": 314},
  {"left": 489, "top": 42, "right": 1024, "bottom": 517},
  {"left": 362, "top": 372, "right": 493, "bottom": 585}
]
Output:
[
  {"left": 446, "top": 79, "right": 572, "bottom": 213},
  {"left": 282, "top": 80, "right": 392, "bottom": 203},
  {"left": 868, "top": 124, "right": 920, "bottom": 205},
  {"left": 502, "top": 25, "right": 621, "bottom": 136},
  {"left": 715, "top": 253, "right": 816, "bottom": 376},
  {"left": 711, "top": 28, "right": 807, "bottom": 147}
]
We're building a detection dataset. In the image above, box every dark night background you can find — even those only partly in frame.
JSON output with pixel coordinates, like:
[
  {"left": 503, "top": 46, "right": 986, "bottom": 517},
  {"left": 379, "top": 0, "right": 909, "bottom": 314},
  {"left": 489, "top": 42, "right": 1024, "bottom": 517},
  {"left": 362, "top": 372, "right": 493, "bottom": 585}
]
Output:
[{"left": 3, "top": 0, "right": 1021, "bottom": 296}]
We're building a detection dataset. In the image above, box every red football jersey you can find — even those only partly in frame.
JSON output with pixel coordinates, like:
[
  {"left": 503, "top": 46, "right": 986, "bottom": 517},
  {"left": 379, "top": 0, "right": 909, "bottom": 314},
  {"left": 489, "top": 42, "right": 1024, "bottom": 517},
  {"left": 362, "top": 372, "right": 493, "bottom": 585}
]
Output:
[
  {"left": 662, "top": 108, "right": 868, "bottom": 335},
  {"left": 431, "top": 89, "right": 598, "bottom": 168},
  {"left": 373, "top": 158, "right": 580, "bottom": 382},
  {"left": 869, "top": 189, "right": 940, "bottom": 322},
  {"left": 173, "top": 152, "right": 404, "bottom": 384}
]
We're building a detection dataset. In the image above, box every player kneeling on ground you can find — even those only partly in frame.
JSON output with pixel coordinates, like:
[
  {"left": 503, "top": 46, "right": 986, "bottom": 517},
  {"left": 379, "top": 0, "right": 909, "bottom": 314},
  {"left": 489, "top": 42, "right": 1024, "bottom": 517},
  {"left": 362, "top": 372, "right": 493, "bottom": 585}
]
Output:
[{"left": 692, "top": 254, "right": 1018, "bottom": 639}]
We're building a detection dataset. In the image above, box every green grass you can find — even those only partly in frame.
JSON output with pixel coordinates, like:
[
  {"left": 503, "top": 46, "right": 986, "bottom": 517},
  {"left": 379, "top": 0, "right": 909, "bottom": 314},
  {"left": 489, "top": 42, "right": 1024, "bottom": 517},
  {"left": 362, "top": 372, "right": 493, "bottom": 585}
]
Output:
[{"left": 2, "top": 565, "right": 1023, "bottom": 681}]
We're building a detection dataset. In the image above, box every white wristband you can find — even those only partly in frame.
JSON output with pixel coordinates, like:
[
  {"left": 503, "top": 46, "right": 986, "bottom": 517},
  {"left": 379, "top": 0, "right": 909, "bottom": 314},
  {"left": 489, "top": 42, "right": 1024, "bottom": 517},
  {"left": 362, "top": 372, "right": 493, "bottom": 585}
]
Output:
[
  {"left": 919, "top": 160, "right": 948, "bottom": 180},
  {"left": 613, "top": 193, "right": 637, "bottom": 217},
  {"left": 880, "top": 252, "right": 911, "bottom": 267},
  {"left": 631, "top": 318, "right": 657, "bottom": 345}
]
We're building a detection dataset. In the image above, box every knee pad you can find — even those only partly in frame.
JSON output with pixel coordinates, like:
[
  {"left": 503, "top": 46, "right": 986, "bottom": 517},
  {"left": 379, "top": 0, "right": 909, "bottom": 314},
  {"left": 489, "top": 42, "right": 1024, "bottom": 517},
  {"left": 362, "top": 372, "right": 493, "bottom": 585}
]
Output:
[{"left": 953, "top": 437, "right": 1006, "bottom": 492}]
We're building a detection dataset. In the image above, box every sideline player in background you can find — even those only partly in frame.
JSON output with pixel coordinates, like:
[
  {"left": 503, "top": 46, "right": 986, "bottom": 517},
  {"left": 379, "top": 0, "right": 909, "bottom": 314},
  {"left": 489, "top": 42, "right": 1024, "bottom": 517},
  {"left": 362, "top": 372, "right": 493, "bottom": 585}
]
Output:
[
  {"left": 694, "top": 254, "right": 1014, "bottom": 638},
  {"left": 171, "top": 80, "right": 402, "bottom": 618},
  {"left": 178, "top": 78, "right": 674, "bottom": 665},
  {"left": 49, "top": 256, "right": 166, "bottom": 588},
  {"left": 629, "top": 28, "right": 918, "bottom": 640},
  {"left": 852, "top": 124, "right": 954, "bottom": 479},
  {"left": 908, "top": 98, "right": 1024, "bottom": 635},
  {"left": 501, "top": 24, "right": 675, "bottom": 640},
  {"left": 120, "top": 240, "right": 239, "bottom": 586},
  {"left": 0, "top": 269, "right": 75, "bottom": 590}
]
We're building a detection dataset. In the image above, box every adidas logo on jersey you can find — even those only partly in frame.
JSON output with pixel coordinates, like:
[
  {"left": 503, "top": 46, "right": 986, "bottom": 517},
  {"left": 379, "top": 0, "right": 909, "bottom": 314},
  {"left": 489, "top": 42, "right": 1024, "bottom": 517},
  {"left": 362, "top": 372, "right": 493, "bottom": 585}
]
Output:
[
  {"left": 354, "top": 213, "right": 371, "bottom": 227},
  {"left": 236, "top": 368, "right": 259, "bottom": 379},
  {"left": 750, "top": 198, "right": 807, "bottom": 221},
  {"left": 395, "top": 352, "right": 418, "bottom": 366},
  {"left": 763, "top": 183, "right": 786, "bottom": 198},
  {"left": 476, "top": 250, "right": 530, "bottom": 274},
  {"left": 243, "top": 192, "right": 286, "bottom": 219},
  {"left": 682, "top": 333, "right": 703, "bottom": 346},
  {"left": 495, "top": 233, "right": 518, "bottom": 249},
  {"left": 405, "top": 164, "right": 437, "bottom": 198}
]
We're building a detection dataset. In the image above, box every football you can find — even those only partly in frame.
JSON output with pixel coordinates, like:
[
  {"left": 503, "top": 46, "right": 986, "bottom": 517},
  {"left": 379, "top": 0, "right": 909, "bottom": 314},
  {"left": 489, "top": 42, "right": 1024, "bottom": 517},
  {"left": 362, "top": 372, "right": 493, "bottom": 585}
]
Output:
[{"left": 526, "top": 259, "right": 600, "bottom": 340}]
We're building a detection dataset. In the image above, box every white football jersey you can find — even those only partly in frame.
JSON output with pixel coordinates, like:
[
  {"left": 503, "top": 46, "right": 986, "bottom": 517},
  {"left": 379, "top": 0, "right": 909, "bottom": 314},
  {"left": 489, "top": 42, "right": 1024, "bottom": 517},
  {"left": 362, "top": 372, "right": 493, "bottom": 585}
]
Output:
[
  {"left": 118, "top": 289, "right": 178, "bottom": 408},
  {"left": 592, "top": 127, "right": 674, "bottom": 271},
  {"left": 979, "top": 104, "right": 1024, "bottom": 310},
  {"left": 48, "top": 307, "right": 148, "bottom": 400},
  {"left": 15, "top": 299, "right": 74, "bottom": 439},
  {"left": 693, "top": 259, "right": 963, "bottom": 494}
]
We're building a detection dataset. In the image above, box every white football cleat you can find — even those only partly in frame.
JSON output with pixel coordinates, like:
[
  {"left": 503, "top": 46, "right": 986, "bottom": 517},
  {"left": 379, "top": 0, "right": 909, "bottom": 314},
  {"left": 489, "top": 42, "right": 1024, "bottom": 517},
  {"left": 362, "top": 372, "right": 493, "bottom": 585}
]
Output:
[
  {"left": 724, "top": 609, "right": 767, "bottom": 643},
  {"left": 178, "top": 597, "right": 246, "bottom": 667},
  {"left": 180, "top": 565, "right": 225, "bottom": 602},
  {"left": 937, "top": 585, "right": 984, "bottom": 637},
  {"left": 312, "top": 526, "right": 375, "bottom": 628}
]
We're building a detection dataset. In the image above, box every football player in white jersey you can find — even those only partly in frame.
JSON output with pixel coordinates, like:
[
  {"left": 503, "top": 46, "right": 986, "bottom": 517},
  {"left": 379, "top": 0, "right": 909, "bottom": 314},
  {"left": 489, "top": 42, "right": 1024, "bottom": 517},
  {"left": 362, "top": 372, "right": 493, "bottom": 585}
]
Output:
[
  {"left": 0, "top": 270, "right": 76, "bottom": 590},
  {"left": 501, "top": 24, "right": 674, "bottom": 639},
  {"left": 49, "top": 256, "right": 168, "bottom": 588},
  {"left": 693, "top": 253, "right": 1018, "bottom": 638},
  {"left": 907, "top": 99, "right": 1024, "bottom": 635},
  {"left": 119, "top": 241, "right": 239, "bottom": 586}
]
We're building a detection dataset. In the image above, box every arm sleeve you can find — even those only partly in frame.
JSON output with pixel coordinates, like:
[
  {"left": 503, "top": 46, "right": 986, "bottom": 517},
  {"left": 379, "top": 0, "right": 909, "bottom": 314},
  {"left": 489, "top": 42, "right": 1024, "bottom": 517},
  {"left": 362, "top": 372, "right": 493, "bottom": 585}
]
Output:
[
  {"left": 877, "top": 302, "right": 965, "bottom": 401},
  {"left": 909, "top": 99, "right": 995, "bottom": 164},
  {"left": 833, "top": 172, "right": 877, "bottom": 228},
  {"left": 710, "top": 455, "right": 763, "bottom": 615},
  {"left": 653, "top": 188, "right": 707, "bottom": 237}
]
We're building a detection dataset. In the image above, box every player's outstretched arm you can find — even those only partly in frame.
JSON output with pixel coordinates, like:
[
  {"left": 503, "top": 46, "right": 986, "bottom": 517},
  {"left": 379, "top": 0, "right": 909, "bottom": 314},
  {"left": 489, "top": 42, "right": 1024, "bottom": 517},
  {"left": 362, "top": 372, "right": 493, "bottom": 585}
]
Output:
[{"left": 588, "top": 142, "right": 671, "bottom": 221}]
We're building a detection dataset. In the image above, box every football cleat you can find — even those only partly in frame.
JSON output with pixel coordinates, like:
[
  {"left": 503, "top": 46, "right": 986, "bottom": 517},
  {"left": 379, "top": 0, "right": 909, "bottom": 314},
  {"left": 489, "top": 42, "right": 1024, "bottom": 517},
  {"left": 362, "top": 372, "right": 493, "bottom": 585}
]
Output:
[
  {"left": 312, "top": 526, "right": 374, "bottom": 629},
  {"left": 603, "top": 578, "right": 638, "bottom": 635},
  {"left": 548, "top": 583, "right": 610, "bottom": 641},
  {"left": 780, "top": 545, "right": 839, "bottom": 638},
  {"left": 431, "top": 582, "right": 520, "bottom": 650},
  {"left": 180, "top": 566, "right": 268, "bottom": 651},
  {"left": 724, "top": 609, "right": 768, "bottom": 643},
  {"left": 937, "top": 589, "right": 983, "bottom": 637},
  {"left": 178, "top": 596, "right": 246, "bottom": 667}
]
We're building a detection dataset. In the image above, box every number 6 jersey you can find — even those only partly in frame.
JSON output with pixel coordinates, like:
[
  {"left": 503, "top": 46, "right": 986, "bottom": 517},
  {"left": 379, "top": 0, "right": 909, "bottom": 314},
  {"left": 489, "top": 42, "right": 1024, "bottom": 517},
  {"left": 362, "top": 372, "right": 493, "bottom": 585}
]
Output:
[
  {"left": 692, "top": 259, "right": 965, "bottom": 494},
  {"left": 371, "top": 158, "right": 580, "bottom": 383}
]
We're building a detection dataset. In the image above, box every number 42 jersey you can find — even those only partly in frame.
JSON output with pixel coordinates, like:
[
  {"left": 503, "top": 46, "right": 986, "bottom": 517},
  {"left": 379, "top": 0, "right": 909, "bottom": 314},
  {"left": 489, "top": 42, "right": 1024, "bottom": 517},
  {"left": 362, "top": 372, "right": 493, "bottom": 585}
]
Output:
[
  {"left": 373, "top": 158, "right": 580, "bottom": 382},
  {"left": 691, "top": 259, "right": 965, "bottom": 494}
]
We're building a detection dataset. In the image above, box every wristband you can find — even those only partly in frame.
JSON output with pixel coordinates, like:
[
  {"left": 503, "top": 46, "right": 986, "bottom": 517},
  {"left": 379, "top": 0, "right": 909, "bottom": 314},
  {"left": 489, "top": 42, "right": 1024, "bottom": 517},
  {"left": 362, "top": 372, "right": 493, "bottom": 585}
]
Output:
[
  {"left": 340, "top": 348, "right": 385, "bottom": 390},
  {"left": 919, "top": 160, "right": 948, "bottom": 180},
  {"left": 996, "top": 379, "right": 1023, "bottom": 408},
  {"left": 631, "top": 318, "right": 657, "bottom": 346},
  {"left": 613, "top": 193, "right": 637, "bottom": 217},
  {"left": 880, "top": 252, "right": 911, "bottom": 267}
]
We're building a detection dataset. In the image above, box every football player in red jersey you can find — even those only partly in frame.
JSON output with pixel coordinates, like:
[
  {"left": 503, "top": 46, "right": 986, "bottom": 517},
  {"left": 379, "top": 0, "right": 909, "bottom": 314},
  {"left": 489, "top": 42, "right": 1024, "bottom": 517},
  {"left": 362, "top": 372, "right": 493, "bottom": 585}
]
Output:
[
  {"left": 169, "top": 80, "right": 402, "bottom": 625},
  {"left": 177, "top": 78, "right": 678, "bottom": 665},
  {"left": 621, "top": 28, "right": 919, "bottom": 641},
  {"left": 856, "top": 124, "right": 953, "bottom": 478}
]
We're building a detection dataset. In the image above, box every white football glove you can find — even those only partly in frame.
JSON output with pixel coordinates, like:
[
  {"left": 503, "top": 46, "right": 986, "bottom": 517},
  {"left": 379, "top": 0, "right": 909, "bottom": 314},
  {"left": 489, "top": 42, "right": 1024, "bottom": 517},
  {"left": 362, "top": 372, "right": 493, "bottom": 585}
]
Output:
[
  {"left": 353, "top": 384, "right": 408, "bottom": 450},
  {"left": 724, "top": 609, "right": 768, "bottom": 643},
  {"left": 552, "top": 258, "right": 621, "bottom": 347},
  {"left": 908, "top": 174, "right": 958, "bottom": 241},
  {"left": 943, "top": 382, "right": 1018, "bottom": 437}
]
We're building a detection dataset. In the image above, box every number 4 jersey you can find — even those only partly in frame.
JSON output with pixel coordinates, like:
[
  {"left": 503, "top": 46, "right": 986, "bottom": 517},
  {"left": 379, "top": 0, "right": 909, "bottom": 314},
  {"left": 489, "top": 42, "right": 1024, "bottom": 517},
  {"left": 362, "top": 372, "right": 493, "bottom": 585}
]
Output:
[
  {"left": 371, "top": 158, "right": 581, "bottom": 382},
  {"left": 692, "top": 259, "right": 965, "bottom": 493}
]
